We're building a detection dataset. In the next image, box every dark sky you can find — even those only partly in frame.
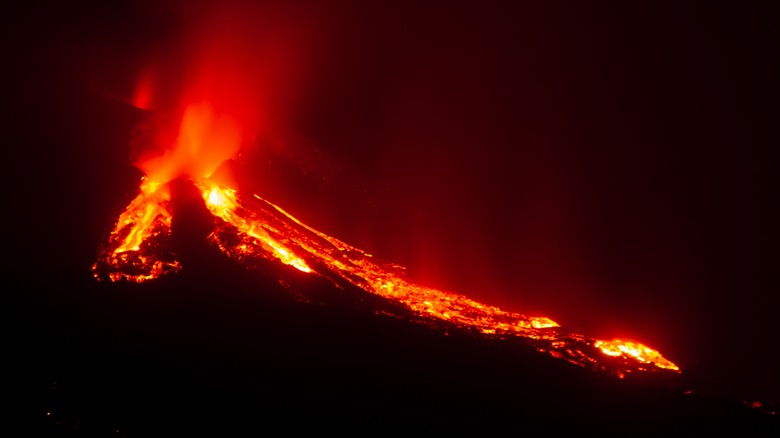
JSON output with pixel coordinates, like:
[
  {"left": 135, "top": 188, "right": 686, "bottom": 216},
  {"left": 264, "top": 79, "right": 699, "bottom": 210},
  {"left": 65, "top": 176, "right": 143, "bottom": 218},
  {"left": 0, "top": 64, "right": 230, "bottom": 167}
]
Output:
[
  {"left": 5, "top": 1, "right": 778, "bottom": 404},
  {"left": 257, "top": 2, "right": 778, "bottom": 403}
]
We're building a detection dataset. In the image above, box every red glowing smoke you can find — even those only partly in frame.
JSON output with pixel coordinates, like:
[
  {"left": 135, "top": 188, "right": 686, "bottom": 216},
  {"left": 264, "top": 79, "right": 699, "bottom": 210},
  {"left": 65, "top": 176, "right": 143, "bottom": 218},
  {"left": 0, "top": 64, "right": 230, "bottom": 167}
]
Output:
[{"left": 126, "top": 0, "right": 333, "bottom": 184}]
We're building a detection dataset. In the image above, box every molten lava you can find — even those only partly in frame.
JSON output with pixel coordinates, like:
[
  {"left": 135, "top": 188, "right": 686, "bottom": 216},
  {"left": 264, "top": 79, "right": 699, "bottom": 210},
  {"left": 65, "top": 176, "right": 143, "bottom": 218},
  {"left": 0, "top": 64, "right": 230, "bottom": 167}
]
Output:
[
  {"left": 93, "top": 168, "right": 680, "bottom": 376},
  {"left": 92, "top": 179, "right": 181, "bottom": 283},
  {"left": 91, "top": 2, "right": 679, "bottom": 376}
]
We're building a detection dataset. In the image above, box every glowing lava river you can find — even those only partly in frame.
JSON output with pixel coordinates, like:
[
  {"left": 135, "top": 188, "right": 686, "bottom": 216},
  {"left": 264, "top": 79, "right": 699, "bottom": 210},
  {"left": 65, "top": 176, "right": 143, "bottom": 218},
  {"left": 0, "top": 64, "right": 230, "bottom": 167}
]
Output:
[{"left": 92, "top": 174, "right": 680, "bottom": 380}]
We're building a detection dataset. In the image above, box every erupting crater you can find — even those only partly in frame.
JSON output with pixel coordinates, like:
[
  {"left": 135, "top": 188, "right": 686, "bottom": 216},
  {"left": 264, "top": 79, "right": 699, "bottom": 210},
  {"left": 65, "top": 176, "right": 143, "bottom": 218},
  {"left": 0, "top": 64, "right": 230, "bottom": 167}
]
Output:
[{"left": 91, "top": 99, "right": 680, "bottom": 379}]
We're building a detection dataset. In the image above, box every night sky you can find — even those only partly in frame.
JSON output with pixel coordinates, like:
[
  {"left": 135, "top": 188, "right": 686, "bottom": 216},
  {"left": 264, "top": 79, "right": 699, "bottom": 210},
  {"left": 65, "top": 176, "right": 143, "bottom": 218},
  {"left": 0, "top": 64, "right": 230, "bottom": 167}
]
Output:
[{"left": 5, "top": 0, "right": 778, "bottom": 409}]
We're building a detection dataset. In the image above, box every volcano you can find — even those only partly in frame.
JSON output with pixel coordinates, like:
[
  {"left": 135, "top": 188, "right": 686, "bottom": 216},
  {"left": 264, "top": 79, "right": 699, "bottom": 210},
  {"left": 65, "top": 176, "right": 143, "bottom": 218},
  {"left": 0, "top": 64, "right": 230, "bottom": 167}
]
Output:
[
  {"left": 6, "top": 95, "right": 779, "bottom": 436},
  {"left": 10, "top": 171, "right": 778, "bottom": 435},
  {"left": 92, "top": 171, "right": 683, "bottom": 376},
  {"left": 11, "top": 123, "right": 776, "bottom": 434},
  {"left": 6, "top": 0, "right": 780, "bottom": 435}
]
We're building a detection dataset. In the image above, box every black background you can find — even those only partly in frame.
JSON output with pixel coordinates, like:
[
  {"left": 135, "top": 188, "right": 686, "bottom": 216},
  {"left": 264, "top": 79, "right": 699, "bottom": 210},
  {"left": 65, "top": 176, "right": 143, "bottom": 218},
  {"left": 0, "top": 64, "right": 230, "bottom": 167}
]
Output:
[{"left": 5, "top": 0, "right": 779, "bottom": 418}]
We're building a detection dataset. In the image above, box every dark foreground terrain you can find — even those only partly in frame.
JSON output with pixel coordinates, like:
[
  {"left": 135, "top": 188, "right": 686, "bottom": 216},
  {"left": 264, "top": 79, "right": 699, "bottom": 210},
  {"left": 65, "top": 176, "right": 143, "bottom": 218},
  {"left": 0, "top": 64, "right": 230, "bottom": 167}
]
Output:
[
  {"left": 7, "top": 254, "right": 778, "bottom": 436},
  {"left": 4, "top": 2, "right": 779, "bottom": 434}
]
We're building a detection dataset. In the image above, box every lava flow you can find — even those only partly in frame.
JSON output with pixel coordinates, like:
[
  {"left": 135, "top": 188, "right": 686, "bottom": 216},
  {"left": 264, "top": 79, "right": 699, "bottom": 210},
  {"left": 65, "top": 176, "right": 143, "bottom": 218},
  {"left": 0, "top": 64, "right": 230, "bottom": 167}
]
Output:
[
  {"left": 92, "top": 111, "right": 680, "bottom": 378},
  {"left": 90, "top": 0, "right": 679, "bottom": 381}
]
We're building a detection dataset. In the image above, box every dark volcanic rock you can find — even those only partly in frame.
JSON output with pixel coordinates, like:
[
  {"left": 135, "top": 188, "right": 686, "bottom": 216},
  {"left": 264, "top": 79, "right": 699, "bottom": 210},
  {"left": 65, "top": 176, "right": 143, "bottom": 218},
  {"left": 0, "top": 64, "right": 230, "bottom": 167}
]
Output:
[{"left": 8, "top": 250, "right": 778, "bottom": 436}]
